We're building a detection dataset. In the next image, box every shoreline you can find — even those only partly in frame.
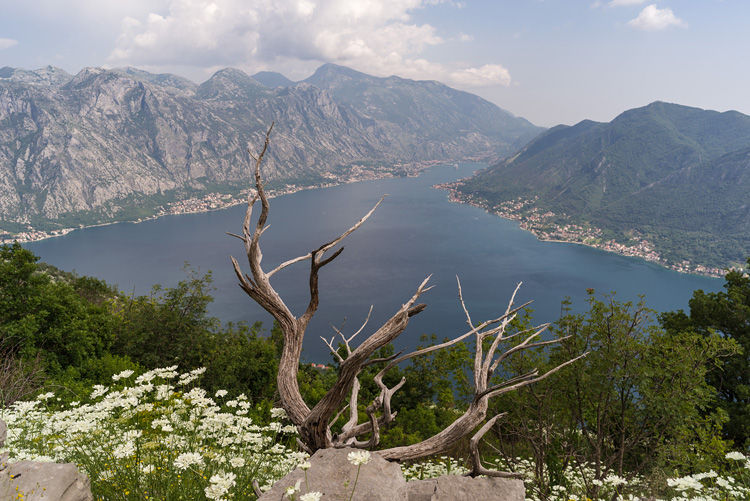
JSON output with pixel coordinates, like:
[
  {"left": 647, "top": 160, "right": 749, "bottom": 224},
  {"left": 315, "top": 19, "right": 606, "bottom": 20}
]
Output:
[
  {"left": 8, "top": 159, "right": 730, "bottom": 280},
  {"left": 433, "top": 182, "right": 730, "bottom": 279},
  {"left": 2, "top": 159, "right": 452, "bottom": 246}
]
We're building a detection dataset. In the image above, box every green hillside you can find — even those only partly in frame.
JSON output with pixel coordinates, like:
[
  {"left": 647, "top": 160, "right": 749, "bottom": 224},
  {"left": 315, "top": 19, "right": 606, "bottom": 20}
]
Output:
[{"left": 456, "top": 102, "right": 750, "bottom": 269}]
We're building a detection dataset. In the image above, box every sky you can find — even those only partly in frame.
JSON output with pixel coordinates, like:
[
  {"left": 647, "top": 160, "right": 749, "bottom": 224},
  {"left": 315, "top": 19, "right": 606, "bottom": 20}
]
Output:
[{"left": 0, "top": 0, "right": 747, "bottom": 127}]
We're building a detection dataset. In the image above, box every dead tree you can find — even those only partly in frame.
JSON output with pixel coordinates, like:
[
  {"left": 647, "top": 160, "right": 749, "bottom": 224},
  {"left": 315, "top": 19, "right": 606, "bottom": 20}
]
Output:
[{"left": 230, "top": 124, "right": 585, "bottom": 474}]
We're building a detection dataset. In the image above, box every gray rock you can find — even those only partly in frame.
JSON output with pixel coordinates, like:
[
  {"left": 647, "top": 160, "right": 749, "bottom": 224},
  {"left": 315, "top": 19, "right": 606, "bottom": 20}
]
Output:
[
  {"left": 0, "top": 461, "right": 93, "bottom": 501},
  {"left": 401, "top": 475, "right": 525, "bottom": 500},
  {"left": 0, "top": 420, "right": 7, "bottom": 473},
  {"left": 260, "top": 447, "right": 525, "bottom": 501},
  {"left": 259, "top": 447, "right": 406, "bottom": 501}
]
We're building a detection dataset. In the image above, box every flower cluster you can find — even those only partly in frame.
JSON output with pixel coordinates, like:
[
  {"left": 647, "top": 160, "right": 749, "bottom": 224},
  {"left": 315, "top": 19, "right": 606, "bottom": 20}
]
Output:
[
  {"left": 347, "top": 450, "right": 371, "bottom": 466},
  {"left": 0, "top": 366, "right": 304, "bottom": 500},
  {"left": 401, "top": 455, "right": 469, "bottom": 481},
  {"left": 401, "top": 452, "right": 750, "bottom": 501}
]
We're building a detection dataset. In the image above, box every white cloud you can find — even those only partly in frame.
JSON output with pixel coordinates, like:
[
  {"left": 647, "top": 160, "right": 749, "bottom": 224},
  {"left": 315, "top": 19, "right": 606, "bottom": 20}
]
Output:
[
  {"left": 0, "top": 38, "right": 19, "bottom": 50},
  {"left": 107, "top": 0, "right": 510, "bottom": 88},
  {"left": 627, "top": 4, "right": 687, "bottom": 30},
  {"left": 609, "top": 0, "right": 646, "bottom": 7},
  {"left": 449, "top": 64, "right": 511, "bottom": 87}
]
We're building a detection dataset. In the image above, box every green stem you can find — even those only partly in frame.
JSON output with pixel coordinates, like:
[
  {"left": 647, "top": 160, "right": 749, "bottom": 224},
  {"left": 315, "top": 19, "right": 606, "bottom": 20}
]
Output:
[{"left": 348, "top": 465, "right": 362, "bottom": 501}]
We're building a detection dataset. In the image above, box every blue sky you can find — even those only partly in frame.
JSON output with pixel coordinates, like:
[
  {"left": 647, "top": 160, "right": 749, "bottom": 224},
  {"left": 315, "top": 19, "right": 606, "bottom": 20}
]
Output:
[{"left": 0, "top": 0, "right": 746, "bottom": 127}]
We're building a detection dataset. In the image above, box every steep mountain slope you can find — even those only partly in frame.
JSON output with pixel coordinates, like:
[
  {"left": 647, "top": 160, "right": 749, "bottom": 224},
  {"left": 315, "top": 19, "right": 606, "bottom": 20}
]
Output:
[
  {"left": 0, "top": 64, "right": 543, "bottom": 231},
  {"left": 251, "top": 71, "right": 294, "bottom": 88},
  {"left": 0, "top": 65, "right": 74, "bottom": 87},
  {"left": 304, "top": 63, "right": 539, "bottom": 151},
  {"left": 455, "top": 102, "right": 750, "bottom": 268}
]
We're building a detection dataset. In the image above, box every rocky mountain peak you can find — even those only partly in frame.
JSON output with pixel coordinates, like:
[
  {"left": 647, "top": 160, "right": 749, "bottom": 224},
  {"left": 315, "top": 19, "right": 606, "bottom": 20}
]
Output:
[
  {"left": 195, "top": 68, "right": 270, "bottom": 100},
  {"left": 0, "top": 66, "right": 73, "bottom": 87},
  {"left": 251, "top": 71, "right": 294, "bottom": 88},
  {"left": 304, "top": 63, "right": 373, "bottom": 89},
  {"left": 0, "top": 64, "right": 542, "bottom": 232}
]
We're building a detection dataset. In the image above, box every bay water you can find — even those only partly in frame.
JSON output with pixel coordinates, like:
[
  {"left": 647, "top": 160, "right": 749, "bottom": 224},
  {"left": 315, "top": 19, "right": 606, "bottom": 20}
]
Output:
[{"left": 26, "top": 163, "right": 722, "bottom": 362}]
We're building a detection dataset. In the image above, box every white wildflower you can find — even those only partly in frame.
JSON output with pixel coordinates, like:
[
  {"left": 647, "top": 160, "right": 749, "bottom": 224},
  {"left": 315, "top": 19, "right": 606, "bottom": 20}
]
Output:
[
  {"left": 205, "top": 471, "right": 237, "bottom": 500},
  {"left": 604, "top": 473, "right": 627, "bottom": 486},
  {"left": 156, "top": 384, "right": 173, "bottom": 400},
  {"left": 112, "top": 370, "right": 134, "bottom": 381},
  {"left": 300, "top": 493, "right": 322, "bottom": 501},
  {"left": 348, "top": 450, "right": 371, "bottom": 466},
  {"left": 174, "top": 452, "right": 204, "bottom": 470},
  {"left": 90, "top": 385, "right": 109, "bottom": 399},
  {"left": 694, "top": 470, "right": 718, "bottom": 480},
  {"left": 726, "top": 451, "right": 747, "bottom": 461},
  {"left": 112, "top": 441, "right": 135, "bottom": 459},
  {"left": 270, "top": 407, "right": 288, "bottom": 419},
  {"left": 668, "top": 475, "right": 703, "bottom": 491},
  {"left": 717, "top": 477, "right": 731, "bottom": 488},
  {"left": 285, "top": 480, "right": 301, "bottom": 498},
  {"left": 135, "top": 372, "right": 156, "bottom": 384}
]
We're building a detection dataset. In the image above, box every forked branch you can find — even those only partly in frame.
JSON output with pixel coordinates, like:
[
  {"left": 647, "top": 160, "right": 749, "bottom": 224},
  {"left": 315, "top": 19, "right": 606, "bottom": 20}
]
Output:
[{"left": 231, "top": 124, "right": 585, "bottom": 464}]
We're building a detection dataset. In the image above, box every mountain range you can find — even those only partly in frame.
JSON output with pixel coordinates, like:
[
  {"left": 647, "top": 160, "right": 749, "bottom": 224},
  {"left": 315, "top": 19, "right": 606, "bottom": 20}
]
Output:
[
  {"left": 0, "top": 64, "right": 541, "bottom": 231},
  {"left": 455, "top": 101, "right": 750, "bottom": 268}
]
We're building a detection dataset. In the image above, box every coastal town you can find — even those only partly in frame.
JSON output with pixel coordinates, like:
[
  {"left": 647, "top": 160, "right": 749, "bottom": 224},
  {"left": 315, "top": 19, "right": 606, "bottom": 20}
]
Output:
[
  {"left": 0, "top": 160, "right": 439, "bottom": 246},
  {"left": 434, "top": 182, "right": 731, "bottom": 279},
  {"left": 0, "top": 159, "right": 737, "bottom": 279}
]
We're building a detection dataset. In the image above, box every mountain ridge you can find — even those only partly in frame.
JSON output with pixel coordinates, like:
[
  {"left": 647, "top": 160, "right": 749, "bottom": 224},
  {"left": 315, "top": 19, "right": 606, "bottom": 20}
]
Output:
[
  {"left": 0, "top": 64, "right": 542, "bottom": 233},
  {"left": 453, "top": 101, "right": 750, "bottom": 270}
]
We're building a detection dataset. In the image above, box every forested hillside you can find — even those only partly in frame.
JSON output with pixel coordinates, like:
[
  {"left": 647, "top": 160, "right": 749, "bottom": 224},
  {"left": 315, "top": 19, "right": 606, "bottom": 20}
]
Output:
[{"left": 454, "top": 102, "right": 750, "bottom": 269}]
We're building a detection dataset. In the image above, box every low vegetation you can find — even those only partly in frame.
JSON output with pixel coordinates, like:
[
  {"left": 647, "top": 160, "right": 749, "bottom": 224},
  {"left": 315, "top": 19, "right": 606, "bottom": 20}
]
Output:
[{"left": 3, "top": 241, "right": 750, "bottom": 499}]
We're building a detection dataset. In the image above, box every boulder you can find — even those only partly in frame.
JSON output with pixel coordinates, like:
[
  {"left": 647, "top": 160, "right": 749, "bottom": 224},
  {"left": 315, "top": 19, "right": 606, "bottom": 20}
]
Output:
[
  {"left": 0, "top": 461, "right": 93, "bottom": 501},
  {"left": 259, "top": 447, "right": 406, "bottom": 501},
  {"left": 0, "top": 419, "right": 7, "bottom": 472},
  {"left": 260, "top": 447, "right": 525, "bottom": 501},
  {"left": 402, "top": 475, "right": 524, "bottom": 500}
]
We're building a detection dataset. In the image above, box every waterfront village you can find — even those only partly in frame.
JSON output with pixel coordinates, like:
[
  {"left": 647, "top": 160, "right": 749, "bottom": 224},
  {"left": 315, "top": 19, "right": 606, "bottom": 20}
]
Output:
[
  {"left": 0, "top": 157, "right": 734, "bottom": 279},
  {"left": 434, "top": 182, "right": 731, "bottom": 279},
  {"left": 0, "top": 159, "right": 442, "bottom": 246}
]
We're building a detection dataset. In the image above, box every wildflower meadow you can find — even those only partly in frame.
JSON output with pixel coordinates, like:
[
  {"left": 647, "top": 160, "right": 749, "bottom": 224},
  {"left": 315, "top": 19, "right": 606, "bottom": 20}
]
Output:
[{"left": 2, "top": 366, "right": 750, "bottom": 500}]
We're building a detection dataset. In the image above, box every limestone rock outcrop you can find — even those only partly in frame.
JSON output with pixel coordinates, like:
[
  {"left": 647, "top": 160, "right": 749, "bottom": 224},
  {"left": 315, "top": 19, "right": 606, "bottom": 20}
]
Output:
[
  {"left": 259, "top": 447, "right": 524, "bottom": 501},
  {"left": 0, "top": 419, "right": 93, "bottom": 501}
]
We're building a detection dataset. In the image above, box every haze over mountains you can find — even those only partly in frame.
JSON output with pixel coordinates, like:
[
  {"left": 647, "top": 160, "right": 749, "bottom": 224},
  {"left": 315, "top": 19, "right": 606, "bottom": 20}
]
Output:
[
  {"left": 455, "top": 102, "right": 750, "bottom": 268},
  {"left": 0, "top": 63, "right": 540, "bottom": 232}
]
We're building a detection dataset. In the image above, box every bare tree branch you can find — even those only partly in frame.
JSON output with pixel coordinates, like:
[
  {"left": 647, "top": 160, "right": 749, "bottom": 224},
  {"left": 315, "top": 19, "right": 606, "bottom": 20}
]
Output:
[
  {"left": 230, "top": 125, "right": 586, "bottom": 463},
  {"left": 466, "top": 414, "right": 523, "bottom": 478}
]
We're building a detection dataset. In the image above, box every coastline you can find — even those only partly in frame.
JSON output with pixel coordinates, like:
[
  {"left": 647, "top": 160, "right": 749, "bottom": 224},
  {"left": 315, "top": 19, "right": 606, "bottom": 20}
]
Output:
[
  {"left": 8, "top": 158, "right": 730, "bottom": 281},
  {"left": 433, "top": 182, "right": 730, "bottom": 279},
  {"left": 1, "top": 159, "right": 450, "bottom": 246}
]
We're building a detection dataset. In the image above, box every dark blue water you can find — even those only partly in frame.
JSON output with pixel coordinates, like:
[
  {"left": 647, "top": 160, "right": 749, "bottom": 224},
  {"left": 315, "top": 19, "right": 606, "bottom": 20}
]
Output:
[{"left": 26, "top": 163, "right": 722, "bottom": 362}]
